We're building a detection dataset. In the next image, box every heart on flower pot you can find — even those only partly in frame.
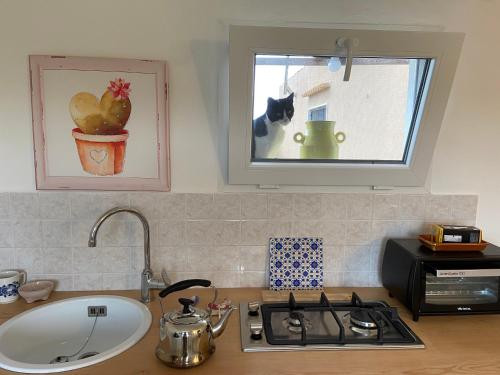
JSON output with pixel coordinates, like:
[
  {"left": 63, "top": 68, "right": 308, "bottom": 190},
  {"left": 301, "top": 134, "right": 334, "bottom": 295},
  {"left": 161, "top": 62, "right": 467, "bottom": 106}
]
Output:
[
  {"left": 89, "top": 149, "right": 108, "bottom": 164},
  {"left": 69, "top": 82, "right": 131, "bottom": 135}
]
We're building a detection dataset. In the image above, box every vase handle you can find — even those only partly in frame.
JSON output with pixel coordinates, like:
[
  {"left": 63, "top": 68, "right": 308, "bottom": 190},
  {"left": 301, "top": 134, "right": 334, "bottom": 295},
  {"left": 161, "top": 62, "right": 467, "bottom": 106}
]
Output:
[
  {"left": 294, "top": 132, "right": 305, "bottom": 144},
  {"left": 335, "top": 132, "right": 346, "bottom": 144}
]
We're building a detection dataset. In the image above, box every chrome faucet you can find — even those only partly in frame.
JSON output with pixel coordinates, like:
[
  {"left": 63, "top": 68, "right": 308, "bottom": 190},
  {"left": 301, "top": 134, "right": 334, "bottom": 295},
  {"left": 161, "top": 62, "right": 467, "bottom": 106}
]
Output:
[{"left": 88, "top": 207, "right": 169, "bottom": 303}]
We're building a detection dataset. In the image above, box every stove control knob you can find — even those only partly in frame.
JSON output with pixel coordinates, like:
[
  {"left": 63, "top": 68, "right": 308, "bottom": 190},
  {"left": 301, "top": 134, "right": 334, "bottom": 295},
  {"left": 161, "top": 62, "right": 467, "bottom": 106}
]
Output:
[
  {"left": 248, "top": 301, "right": 260, "bottom": 316},
  {"left": 250, "top": 322, "right": 263, "bottom": 340}
]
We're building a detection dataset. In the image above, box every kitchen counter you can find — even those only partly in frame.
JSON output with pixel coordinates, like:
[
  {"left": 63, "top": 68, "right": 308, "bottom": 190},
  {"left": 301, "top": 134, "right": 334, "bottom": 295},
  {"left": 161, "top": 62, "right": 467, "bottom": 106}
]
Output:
[{"left": 1, "top": 287, "right": 500, "bottom": 375}]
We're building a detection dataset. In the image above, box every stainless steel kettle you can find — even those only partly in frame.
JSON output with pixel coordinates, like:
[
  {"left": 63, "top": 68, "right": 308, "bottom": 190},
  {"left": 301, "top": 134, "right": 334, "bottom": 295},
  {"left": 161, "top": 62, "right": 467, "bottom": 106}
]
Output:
[{"left": 155, "top": 279, "right": 236, "bottom": 368}]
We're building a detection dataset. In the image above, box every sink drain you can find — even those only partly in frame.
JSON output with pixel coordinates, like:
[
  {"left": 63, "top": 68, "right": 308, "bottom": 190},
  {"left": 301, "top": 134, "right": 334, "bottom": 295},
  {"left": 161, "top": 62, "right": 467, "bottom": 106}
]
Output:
[
  {"left": 49, "top": 351, "right": 99, "bottom": 364},
  {"left": 78, "top": 352, "right": 99, "bottom": 360},
  {"left": 48, "top": 313, "right": 100, "bottom": 364},
  {"left": 49, "top": 356, "right": 70, "bottom": 364}
]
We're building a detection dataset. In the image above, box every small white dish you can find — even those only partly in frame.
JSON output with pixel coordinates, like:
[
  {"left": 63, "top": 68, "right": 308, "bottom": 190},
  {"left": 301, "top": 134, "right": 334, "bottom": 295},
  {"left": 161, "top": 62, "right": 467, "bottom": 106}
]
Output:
[{"left": 18, "top": 280, "right": 54, "bottom": 304}]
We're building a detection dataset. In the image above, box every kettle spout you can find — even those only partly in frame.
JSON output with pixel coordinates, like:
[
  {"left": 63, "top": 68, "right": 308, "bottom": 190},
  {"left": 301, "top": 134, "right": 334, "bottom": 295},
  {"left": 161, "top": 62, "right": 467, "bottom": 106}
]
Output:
[{"left": 211, "top": 305, "right": 237, "bottom": 338}]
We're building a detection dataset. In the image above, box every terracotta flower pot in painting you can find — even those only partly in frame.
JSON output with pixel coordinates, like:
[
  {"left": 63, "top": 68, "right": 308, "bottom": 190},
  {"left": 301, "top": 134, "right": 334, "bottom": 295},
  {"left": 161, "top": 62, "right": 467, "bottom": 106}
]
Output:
[{"left": 72, "top": 128, "right": 129, "bottom": 176}]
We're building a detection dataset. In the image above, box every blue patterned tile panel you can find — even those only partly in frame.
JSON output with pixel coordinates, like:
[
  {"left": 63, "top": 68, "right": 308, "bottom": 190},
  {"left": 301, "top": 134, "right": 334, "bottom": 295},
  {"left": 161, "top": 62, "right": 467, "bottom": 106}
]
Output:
[{"left": 269, "top": 237, "right": 323, "bottom": 291}]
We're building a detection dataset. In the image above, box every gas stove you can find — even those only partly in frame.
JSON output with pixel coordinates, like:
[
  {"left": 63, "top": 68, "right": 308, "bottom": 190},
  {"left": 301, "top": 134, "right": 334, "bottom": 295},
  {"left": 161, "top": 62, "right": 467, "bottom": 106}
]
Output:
[{"left": 240, "top": 292, "right": 424, "bottom": 352}]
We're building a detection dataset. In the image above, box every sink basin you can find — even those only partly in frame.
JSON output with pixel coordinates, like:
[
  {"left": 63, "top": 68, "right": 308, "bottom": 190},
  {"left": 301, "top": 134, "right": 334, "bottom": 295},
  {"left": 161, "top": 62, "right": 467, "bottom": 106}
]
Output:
[{"left": 0, "top": 295, "right": 152, "bottom": 373}]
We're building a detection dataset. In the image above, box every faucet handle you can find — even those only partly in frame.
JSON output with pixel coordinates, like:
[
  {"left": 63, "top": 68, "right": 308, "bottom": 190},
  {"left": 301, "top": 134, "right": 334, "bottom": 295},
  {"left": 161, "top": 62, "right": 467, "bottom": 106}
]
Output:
[{"left": 160, "top": 269, "right": 171, "bottom": 286}]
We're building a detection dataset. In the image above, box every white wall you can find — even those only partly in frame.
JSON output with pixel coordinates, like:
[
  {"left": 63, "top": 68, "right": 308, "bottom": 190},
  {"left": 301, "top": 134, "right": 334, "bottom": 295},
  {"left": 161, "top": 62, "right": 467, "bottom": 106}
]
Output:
[{"left": 0, "top": 0, "right": 499, "bottom": 239}]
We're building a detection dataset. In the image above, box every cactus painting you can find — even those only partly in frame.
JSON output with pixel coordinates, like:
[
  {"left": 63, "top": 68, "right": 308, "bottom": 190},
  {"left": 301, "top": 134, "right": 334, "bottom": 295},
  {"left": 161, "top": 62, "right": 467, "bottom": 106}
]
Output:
[
  {"left": 70, "top": 78, "right": 132, "bottom": 176},
  {"left": 29, "top": 55, "right": 169, "bottom": 191}
]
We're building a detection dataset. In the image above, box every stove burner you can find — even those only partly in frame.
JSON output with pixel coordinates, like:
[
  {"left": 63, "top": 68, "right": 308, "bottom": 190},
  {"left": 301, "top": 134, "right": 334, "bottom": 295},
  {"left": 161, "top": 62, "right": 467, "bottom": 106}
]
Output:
[
  {"left": 343, "top": 310, "right": 388, "bottom": 337},
  {"left": 282, "top": 312, "right": 312, "bottom": 333},
  {"left": 349, "top": 310, "right": 386, "bottom": 329},
  {"left": 288, "top": 312, "right": 303, "bottom": 327}
]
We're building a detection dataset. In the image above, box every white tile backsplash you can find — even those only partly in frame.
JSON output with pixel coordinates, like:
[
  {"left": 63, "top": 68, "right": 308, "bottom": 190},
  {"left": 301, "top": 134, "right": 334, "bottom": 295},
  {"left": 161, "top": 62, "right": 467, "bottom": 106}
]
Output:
[
  {"left": 151, "top": 246, "right": 187, "bottom": 273},
  {"left": 241, "top": 194, "right": 267, "bottom": 219},
  {"left": 70, "top": 193, "right": 107, "bottom": 220},
  {"left": 212, "top": 221, "right": 241, "bottom": 245},
  {"left": 0, "top": 221, "right": 13, "bottom": 247},
  {"left": 399, "top": 194, "right": 426, "bottom": 220},
  {"left": 186, "top": 194, "right": 214, "bottom": 219},
  {"left": 240, "top": 271, "right": 267, "bottom": 287},
  {"left": 0, "top": 192, "right": 478, "bottom": 290},
  {"left": 155, "top": 193, "right": 186, "bottom": 220},
  {"left": 268, "top": 194, "right": 293, "bottom": 219},
  {"left": 345, "top": 221, "right": 372, "bottom": 245},
  {"left": 239, "top": 246, "right": 268, "bottom": 272},
  {"left": 129, "top": 193, "right": 157, "bottom": 220},
  {"left": 42, "top": 221, "right": 72, "bottom": 248},
  {"left": 425, "top": 194, "right": 452, "bottom": 221},
  {"left": 43, "top": 247, "right": 72, "bottom": 274},
  {"left": 12, "top": 220, "right": 41, "bottom": 247},
  {"left": 16, "top": 247, "right": 44, "bottom": 274},
  {"left": 0, "top": 248, "right": 14, "bottom": 269},
  {"left": 10, "top": 193, "right": 39, "bottom": 219},
  {"left": 74, "top": 273, "right": 103, "bottom": 291},
  {"left": 0, "top": 193, "right": 9, "bottom": 217},
  {"left": 323, "top": 246, "right": 344, "bottom": 272},
  {"left": 347, "top": 194, "right": 373, "bottom": 220},
  {"left": 451, "top": 195, "right": 478, "bottom": 220},
  {"left": 343, "top": 245, "right": 371, "bottom": 272},
  {"left": 158, "top": 221, "right": 186, "bottom": 246},
  {"left": 293, "top": 193, "right": 325, "bottom": 219},
  {"left": 39, "top": 192, "right": 70, "bottom": 220},
  {"left": 213, "top": 194, "right": 240, "bottom": 219},
  {"left": 41, "top": 274, "right": 73, "bottom": 291},
  {"left": 102, "top": 273, "right": 130, "bottom": 290},
  {"left": 321, "top": 193, "right": 348, "bottom": 220},
  {"left": 373, "top": 194, "right": 400, "bottom": 220}
]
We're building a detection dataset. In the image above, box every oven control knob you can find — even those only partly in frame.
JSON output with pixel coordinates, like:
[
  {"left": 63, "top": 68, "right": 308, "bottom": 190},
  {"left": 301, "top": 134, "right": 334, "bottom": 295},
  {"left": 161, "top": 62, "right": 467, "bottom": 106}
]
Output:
[
  {"left": 250, "top": 322, "right": 263, "bottom": 340},
  {"left": 248, "top": 301, "right": 260, "bottom": 316}
]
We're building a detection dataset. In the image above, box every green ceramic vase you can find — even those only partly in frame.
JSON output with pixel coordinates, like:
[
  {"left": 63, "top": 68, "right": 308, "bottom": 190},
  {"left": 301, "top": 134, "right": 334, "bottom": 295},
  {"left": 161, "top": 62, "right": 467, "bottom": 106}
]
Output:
[{"left": 293, "top": 121, "right": 346, "bottom": 159}]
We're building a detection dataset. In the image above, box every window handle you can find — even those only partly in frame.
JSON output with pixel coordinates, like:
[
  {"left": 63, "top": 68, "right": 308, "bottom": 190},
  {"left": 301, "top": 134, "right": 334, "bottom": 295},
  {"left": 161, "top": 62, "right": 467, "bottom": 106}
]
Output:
[{"left": 336, "top": 37, "right": 358, "bottom": 81}]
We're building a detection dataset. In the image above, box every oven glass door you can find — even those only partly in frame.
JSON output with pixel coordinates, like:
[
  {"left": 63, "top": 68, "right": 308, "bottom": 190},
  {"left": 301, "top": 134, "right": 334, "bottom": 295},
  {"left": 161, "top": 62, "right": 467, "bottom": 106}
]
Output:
[{"left": 423, "top": 263, "right": 500, "bottom": 310}]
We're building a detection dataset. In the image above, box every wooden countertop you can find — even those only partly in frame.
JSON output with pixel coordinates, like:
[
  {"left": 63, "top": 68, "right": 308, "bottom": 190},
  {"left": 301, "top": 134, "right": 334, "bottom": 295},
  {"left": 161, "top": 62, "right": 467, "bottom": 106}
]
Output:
[{"left": 1, "top": 288, "right": 500, "bottom": 375}]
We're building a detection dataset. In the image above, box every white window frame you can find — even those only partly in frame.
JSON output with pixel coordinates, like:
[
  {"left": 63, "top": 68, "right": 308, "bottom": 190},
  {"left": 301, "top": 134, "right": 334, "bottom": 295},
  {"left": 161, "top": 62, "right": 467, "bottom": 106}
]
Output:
[{"left": 228, "top": 26, "right": 464, "bottom": 187}]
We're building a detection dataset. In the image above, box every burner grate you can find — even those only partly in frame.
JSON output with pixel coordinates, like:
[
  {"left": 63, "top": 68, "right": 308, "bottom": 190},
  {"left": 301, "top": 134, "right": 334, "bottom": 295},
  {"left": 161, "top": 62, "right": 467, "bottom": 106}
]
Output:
[{"left": 261, "top": 292, "right": 418, "bottom": 346}]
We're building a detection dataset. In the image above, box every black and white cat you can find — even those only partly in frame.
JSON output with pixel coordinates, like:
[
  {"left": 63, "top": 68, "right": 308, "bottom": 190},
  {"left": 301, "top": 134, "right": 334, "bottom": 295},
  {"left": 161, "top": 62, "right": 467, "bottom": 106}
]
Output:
[{"left": 252, "top": 93, "right": 294, "bottom": 159}]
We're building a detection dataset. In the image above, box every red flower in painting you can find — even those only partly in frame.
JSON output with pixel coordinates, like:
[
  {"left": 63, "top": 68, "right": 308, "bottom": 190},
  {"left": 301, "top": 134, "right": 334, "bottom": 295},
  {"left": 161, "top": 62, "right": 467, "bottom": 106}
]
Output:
[{"left": 107, "top": 78, "right": 131, "bottom": 100}]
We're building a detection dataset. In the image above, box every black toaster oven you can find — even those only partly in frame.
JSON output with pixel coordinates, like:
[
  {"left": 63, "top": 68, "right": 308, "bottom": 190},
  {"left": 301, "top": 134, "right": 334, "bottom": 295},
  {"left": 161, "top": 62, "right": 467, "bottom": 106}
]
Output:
[{"left": 382, "top": 239, "right": 500, "bottom": 321}]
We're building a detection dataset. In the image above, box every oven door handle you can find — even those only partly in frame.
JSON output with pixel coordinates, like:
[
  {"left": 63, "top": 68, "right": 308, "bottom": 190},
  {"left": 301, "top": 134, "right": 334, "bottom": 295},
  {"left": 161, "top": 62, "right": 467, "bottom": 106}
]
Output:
[{"left": 425, "top": 265, "right": 500, "bottom": 277}]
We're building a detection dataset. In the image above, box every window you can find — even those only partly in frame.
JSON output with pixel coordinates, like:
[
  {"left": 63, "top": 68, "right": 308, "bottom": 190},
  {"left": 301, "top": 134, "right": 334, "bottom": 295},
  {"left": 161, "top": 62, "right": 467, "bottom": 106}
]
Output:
[
  {"left": 229, "top": 26, "right": 464, "bottom": 186},
  {"left": 252, "top": 55, "right": 431, "bottom": 163},
  {"left": 308, "top": 105, "right": 327, "bottom": 121}
]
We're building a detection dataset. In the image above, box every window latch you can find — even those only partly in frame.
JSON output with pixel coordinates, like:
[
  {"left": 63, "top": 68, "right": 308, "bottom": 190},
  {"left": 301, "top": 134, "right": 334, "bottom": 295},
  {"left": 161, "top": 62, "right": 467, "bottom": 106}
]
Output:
[{"left": 336, "top": 37, "right": 359, "bottom": 82}]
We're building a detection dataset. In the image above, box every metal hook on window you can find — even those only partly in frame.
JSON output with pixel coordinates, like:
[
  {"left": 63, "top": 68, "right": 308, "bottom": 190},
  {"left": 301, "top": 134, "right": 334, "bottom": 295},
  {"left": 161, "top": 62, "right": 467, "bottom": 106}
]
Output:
[
  {"left": 283, "top": 55, "right": 293, "bottom": 96},
  {"left": 336, "top": 37, "right": 358, "bottom": 82}
]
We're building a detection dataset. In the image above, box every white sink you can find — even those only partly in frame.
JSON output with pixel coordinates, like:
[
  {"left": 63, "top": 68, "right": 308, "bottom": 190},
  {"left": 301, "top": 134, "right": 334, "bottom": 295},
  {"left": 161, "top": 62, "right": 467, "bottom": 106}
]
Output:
[{"left": 0, "top": 295, "right": 152, "bottom": 373}]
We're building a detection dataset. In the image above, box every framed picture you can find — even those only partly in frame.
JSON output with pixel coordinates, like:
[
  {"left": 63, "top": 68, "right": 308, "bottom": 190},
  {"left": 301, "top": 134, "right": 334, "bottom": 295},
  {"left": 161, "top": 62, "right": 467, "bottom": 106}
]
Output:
[{"left": 29, "top": 55, "right": 170, "bottom": 191}]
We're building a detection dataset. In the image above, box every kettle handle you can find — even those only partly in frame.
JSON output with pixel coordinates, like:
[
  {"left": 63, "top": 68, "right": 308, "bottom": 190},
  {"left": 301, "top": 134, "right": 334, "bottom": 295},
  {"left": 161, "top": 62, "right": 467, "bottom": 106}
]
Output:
[{"left": 159, "top": 279, "right": 211, "bottom": 298}]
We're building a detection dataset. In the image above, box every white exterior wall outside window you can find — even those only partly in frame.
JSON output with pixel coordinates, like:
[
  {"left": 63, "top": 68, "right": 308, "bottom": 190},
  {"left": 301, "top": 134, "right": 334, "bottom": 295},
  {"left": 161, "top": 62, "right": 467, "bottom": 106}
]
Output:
[{"left": 278, "top": 62, "right": 417, "bottom": 161}]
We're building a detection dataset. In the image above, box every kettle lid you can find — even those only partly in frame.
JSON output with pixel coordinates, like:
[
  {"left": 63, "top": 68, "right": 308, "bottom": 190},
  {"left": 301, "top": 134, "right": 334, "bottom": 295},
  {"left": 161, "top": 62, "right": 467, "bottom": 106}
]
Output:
[{"left": 166, "top": 298, "right": 209, "bottom": 325}]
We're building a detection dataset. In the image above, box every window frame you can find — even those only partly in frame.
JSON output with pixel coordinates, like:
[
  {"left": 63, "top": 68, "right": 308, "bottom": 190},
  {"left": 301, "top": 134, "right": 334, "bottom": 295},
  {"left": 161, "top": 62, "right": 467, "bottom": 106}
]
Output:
[{"left": 228, "top": 26, "right": 464, "bottom": 187}]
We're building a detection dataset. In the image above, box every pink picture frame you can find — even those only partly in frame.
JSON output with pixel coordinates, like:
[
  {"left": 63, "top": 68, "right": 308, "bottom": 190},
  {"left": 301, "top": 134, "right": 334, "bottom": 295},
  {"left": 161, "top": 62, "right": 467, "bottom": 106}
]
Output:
[{"left": 29, "top": 55, "right": 170, "bottom": 191}]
